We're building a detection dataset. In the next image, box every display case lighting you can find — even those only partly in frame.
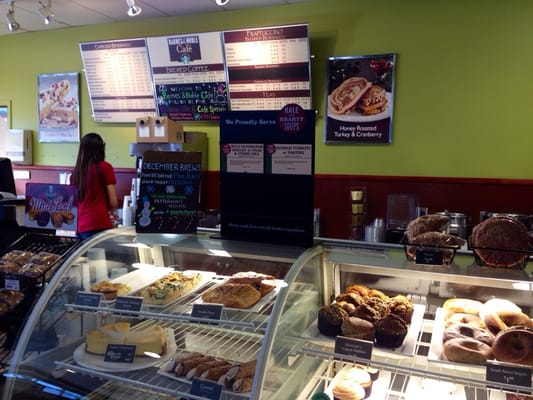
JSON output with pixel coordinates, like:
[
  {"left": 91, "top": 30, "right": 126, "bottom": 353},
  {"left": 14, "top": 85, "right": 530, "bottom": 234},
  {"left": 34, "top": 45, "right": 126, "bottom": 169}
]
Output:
[{"left": 215, "top": 0, "right": 230, "bottom": 5}]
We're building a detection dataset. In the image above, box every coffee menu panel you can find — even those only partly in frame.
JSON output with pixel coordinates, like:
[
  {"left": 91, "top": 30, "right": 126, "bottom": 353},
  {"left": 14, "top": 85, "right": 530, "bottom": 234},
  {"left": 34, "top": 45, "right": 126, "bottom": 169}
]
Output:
[
  {"left": 146, "top": 32, "right": 229, "bottom": 121},
  {"left": 80, "top": 24, "right": 311, "bottom": 122},
  {"left": 79, "top": 39, "right": 157, "bottom": 123},
  {"left": 223, "top": 24, "right": 311, "bottom": 111}
]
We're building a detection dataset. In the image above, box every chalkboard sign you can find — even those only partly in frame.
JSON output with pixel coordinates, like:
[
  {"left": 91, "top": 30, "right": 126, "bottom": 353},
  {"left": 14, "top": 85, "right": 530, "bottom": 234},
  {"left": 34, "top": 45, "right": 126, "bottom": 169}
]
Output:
[
  {"left": 155, "top": 82, "right": 228, "bottom": 121},
  {"left": 136, "top": 151, "right": 202, "bottom": 233}
]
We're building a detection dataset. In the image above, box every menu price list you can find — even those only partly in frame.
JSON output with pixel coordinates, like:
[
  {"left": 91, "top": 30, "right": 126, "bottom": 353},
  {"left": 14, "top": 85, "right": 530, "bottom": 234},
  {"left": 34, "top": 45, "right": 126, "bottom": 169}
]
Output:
[
  {"left": 223, "top": 24, "right": 311, "bottom": 111},
  {"left": 80, "top": 38, "right": 157, "bottom": 123}
]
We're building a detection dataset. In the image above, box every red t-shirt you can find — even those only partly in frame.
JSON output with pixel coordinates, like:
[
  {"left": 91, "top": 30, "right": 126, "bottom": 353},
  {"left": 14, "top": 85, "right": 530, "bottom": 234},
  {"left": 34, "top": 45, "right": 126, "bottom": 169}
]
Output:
[{"left": 75, "top": 161, "right": 117, "bottom": 234}]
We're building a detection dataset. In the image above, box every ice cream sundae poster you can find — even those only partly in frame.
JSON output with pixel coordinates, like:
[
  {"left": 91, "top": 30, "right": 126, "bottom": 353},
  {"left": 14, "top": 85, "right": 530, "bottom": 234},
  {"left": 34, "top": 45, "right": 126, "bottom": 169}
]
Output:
[
  {"left": 325, "top": 53, "right": 396, "bottom": 144},
  {"left": 37, "top": 72, "right": 80, "bottom": 143}
]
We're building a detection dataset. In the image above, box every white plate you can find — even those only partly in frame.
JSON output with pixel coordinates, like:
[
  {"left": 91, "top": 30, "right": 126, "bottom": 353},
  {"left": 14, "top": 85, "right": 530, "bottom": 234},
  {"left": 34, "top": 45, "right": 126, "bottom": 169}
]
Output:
[
  {"left": 325, "top": 365, "right": 391, "bottom": 400},
  {"left": 193, "top": 279, "right": 286, "bottom": 313},
  {"left": 140, "top": 270, "right": 216, "bottom": 309},
  {"left": 301, "top": 304, "right": 426, "bottom": 357},
  {"left": 73, "top": 328, "right": 176, "bottom": 372},
  {"left": 327, "top": 92, "right": 392, "bottom": 123},
  {"left": 405, "top": 377, "right": 466, "bottom": 400}
]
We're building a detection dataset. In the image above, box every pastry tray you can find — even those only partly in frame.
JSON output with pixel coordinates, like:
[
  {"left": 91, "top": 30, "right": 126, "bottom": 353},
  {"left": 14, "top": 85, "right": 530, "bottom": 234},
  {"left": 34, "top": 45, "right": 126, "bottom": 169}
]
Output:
[
  {"left": 300, "top": 303, "right": 426, "bottom": 357},
  {"left": 192, "top": 278, "right": 286, "bottom": 313},
  {"left": 73, "top": 327, "right": 176, "bottom": 372},
  {"left": 137, "top": 270, "right": 216, "bottom": 309}
]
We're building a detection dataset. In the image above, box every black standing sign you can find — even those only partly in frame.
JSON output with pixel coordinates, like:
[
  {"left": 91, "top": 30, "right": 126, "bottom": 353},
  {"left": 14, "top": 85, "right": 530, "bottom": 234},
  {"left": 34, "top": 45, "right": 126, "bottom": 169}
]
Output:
[
  {"left": 219, "top": 104, "right": 315, "bottom": 246},
  {"left": 136, "top": 151, "right": 201, "bottom": 233}
]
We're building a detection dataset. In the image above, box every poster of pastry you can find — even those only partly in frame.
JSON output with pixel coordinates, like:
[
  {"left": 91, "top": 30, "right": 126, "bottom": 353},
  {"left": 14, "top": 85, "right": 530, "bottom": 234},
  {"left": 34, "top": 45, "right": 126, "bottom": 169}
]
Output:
[
  {"left": 325, "top": 53, "right": 396, "bottom": 144},
  {"left": 38, "top": 72, "right": 80, "bottom": 142}
]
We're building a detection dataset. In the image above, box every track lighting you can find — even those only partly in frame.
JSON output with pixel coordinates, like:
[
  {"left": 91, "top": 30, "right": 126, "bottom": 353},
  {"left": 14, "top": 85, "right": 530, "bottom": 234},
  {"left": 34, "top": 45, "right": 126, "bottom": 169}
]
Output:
[
  {"left": 126, "top": 0, "right": 141, "bottom": 17},
  {"left": 38, "top": 0, "right": 54, "bottom": 25},
  {"left": 5, "top": 2, "right": 20, "bottom": 32},
  {"left": 215, "top": 0, "right": 230, "bottom": 5}
]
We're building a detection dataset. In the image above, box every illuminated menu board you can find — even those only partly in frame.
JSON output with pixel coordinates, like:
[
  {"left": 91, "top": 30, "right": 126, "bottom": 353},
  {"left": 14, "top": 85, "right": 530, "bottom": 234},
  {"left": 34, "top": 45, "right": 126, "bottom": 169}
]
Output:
[
  {"left": 80, "top": 38, "right": 157, "bottom": 123},
  {"left": 146, "top": 32, "right": 229, "bottom": 121},
  {"left": 223, "top": 24, "right": 311, "bottom": 111}
]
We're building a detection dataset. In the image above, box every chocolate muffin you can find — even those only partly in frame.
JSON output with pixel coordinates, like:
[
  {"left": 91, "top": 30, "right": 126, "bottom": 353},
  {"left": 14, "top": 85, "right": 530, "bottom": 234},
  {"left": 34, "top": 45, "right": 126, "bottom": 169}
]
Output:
[
  {"left": 341, "top": 316, "right": 375, "bottom": 342},
  {"left": 352, "top": 303, "right": 383, "bottom": 324},
  {"left": 318, "top": 304, "right": 348, "bottom": 337},
  {"left": 37, "top": 211, "right": 50, "bottom": 227},
  {"left": 375, "top": 313, "right": 408, "bottom": 348}
]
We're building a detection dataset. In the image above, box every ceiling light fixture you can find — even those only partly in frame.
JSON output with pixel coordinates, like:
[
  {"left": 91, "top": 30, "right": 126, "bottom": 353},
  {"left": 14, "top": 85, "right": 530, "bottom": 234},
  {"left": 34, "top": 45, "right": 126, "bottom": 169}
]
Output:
[
  {"left": 215, "top": 0, "right": 230, "bottom": 5},
  {"left": 5, "top": 2, "right": 20, "bottom": 32},
  {"left": 38, "top": 0, "right": 54, "bottom": 25},
  {"left": 126, "top": 0, "right": 142, "bottom": 17}
]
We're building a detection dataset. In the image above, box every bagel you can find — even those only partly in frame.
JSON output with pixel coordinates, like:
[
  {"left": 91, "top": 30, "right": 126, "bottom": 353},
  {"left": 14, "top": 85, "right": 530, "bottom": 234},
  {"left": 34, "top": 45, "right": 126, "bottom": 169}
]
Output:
[
  {"left": 443, "top": 337, "right": 493, "bottom": 365},
  {"left": 484, "top": 310, "right": 533, "bottom": 335},
  {"left": 443, "top": 323, "right": 494, "bottom": 346},
  {"left": 445, "top": 312, "right": 486, "bottom": 329},
  {"left": 480, "top": 298, "right": 522, "bottom": 319},
  {"left": 492, "top": 327, "right": 533, "bottom": 366},
  {"left": 443, "top": 298, "right": 483, "bottom": 318}
]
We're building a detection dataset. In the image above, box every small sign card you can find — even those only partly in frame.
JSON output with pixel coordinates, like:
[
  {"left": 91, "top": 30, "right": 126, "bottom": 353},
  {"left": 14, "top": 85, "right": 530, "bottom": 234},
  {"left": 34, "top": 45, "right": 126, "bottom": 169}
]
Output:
[
  {"left": 190, "top": 378, "right": 223, "bottom": 400},
  {"left": 104, "top": 344, "right": 136, "bottom": 363},
  {"left": 415, "top": 249, "right": 443, "bottom": 265},
  {"left": 334, "top": 336, "right": 373, "bottom": 360},
  {"left": 75, "top": 291, "right": 102, "bottom": 307},
  {"left": 4, "top": 277, "right": 20, "bottom": 291},
  {"left": 192, "top": 303, "right": 223, "bottom": 321},
  {"left": 486, "top": 360, "right": 532, "bottom": 391},
  {"left": 115, "top": 296, "right": 143, "bottom": 312}
]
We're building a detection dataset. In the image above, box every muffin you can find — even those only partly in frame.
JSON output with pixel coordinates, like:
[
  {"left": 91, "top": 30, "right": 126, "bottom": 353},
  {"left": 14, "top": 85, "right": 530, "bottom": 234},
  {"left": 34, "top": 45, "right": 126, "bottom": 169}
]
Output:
[
  {"left": 336, "top": 301, "right": 356, "bottom": 316},
  {"left": 387, "top": 295, "right": 415, "bottom": 324},
  {"left": 335, "top": 292, "right": 364, "bottom": 307},
  {"left": 345, "top": 284, "right": 370, "bottom": 297},
  {"left": 352, "top": 303, "right": 383, "bottom": 324},
  {"left": 363, "top": 296, "right": 389, "bottom": 317},
  {"left": 37, "top": 211, "right": 51, "bottom": 226},
  {"left": 341, "top": 317, "right": 375, "bottom": 342},
  {"left": 375, "top": 313, "right": 408, "bottom": 348},
  {"left": 331, "top": 379, "right": 366, "bottom": 400},
  {"left": 318, "top": 304, "right": 349, "bottom": 337},
  {"left": 366, "top": 288, "right": 389, "bottom": 301},
  {"left": 338, "top": 367, "right": 373, "bottom": 398}
]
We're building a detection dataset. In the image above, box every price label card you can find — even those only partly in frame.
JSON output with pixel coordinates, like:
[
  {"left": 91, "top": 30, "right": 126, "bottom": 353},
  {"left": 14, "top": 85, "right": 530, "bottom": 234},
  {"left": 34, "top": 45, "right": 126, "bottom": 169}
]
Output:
[
  {"left": 4, "top": 278, "right": 20, "bottom": 291},
  {"left": 487, "top": 360, "right": 532, "bottom": 390},
  {"left": 334, "top": 336, "right": 373, "bottom": 360},
  {"left": 190, "top": 378, "right": 223, "bottom": 400},
  {"left": 415, "top": 249, "right": 443, "bottom": 265},
  {"left": 104, "top": 344, "right": 136, "bottom": 363},
  {"left": 115, "top": 296, "right": 143, "bottom": 312},
  {"left": 192, "top": 304, "right": 223, "bottom": 321},
  {"left": 75, "top": 291, "right": 102, "bottom": 307}
]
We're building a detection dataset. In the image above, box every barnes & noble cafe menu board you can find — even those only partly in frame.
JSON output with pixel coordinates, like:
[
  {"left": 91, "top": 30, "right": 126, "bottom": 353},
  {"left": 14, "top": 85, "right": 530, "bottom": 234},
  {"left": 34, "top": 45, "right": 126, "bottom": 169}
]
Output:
[{"left": 79, "top": 24, "right": 311, "bottom": 123}]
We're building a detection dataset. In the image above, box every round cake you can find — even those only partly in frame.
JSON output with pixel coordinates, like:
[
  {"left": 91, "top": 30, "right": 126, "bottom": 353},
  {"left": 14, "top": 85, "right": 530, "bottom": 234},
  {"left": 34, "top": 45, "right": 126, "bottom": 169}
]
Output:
[{"left": 471, "top": 216, "right": 529, "bottom": 268}]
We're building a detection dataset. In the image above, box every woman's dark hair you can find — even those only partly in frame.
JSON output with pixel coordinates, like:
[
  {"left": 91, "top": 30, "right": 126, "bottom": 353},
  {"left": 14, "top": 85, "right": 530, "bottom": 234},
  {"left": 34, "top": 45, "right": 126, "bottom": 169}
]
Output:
[{"left": 72, "top": 132, "right": 106, "bottom": 200}]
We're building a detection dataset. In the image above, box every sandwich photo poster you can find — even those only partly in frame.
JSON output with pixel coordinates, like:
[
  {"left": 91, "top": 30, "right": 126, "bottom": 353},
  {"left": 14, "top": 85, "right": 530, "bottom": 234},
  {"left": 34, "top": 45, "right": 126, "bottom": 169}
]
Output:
[
  {"left": 325, "top": 53, "right": 396, "bottom": 144},
  {"left": 37, "top": 72, "right": 80, "bottom": 143}
]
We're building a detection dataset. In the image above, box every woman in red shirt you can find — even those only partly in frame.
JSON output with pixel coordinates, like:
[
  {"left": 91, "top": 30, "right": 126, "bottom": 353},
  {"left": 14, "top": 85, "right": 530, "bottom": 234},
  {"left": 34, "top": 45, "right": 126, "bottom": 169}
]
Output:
[{"left": 71, "top": 132, "right": 118, "bottom": 240}]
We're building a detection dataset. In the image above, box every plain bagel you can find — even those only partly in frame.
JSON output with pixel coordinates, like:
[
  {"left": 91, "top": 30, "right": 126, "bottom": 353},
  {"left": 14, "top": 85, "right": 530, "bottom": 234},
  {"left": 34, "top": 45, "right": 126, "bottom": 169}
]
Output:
[
  {"left": 492, "top": 326, "right": 533, "bottom": 366},
  {"left": 443, "top": 337, "right": 493, "bottom": 365}
]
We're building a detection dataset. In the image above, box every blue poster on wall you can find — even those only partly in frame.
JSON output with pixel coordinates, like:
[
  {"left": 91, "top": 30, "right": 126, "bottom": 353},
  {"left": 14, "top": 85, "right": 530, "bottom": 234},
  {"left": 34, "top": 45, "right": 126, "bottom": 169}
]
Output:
[{"left": 219, "top": 104, "right": 315, "bottom": 246}]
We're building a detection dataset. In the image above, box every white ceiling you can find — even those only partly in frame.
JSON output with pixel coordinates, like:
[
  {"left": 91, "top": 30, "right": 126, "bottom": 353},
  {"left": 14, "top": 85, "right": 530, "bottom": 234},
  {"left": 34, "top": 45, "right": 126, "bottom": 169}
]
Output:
[{"left": 0, "top": 0, "right": 312, "bottom": 36}]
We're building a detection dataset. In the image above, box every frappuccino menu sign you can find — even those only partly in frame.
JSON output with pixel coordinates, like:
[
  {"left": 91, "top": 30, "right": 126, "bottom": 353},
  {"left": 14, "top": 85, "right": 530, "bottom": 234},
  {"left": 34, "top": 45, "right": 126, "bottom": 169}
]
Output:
[{"left": 136, "top": 151, "right": 201, "bottom": 234}]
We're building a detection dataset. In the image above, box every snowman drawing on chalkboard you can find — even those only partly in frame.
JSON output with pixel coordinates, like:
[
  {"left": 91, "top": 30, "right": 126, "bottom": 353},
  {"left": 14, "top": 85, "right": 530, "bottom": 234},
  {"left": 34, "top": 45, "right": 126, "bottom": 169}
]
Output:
[{"left": 138, "top": 195, "right": 152, "bottom": 227}]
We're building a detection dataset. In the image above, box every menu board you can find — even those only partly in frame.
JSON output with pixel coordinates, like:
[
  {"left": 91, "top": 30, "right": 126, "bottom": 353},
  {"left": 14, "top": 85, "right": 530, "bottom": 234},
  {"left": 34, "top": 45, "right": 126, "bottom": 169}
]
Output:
[
  {"left": 223, "top": 24, "right": 311, "bottom": 111},
  {"left": 79, "top": 39, "right": 157, "bottom": 123},
  {"left": 146, "top": 32, "right": 228, "bottom": 121},
  {"left": 136, "top": 151, "right": 201, "bottom": 234}
]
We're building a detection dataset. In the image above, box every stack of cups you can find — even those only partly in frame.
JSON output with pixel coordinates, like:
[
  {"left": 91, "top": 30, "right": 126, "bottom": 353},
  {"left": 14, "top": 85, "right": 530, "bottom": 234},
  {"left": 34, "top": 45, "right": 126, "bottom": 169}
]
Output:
[
  {"left": 122, "top": 195, "right": 132, "bottom": 226},
  {"left": 87, "top": 248, "right": 107, "bottom": 283}
]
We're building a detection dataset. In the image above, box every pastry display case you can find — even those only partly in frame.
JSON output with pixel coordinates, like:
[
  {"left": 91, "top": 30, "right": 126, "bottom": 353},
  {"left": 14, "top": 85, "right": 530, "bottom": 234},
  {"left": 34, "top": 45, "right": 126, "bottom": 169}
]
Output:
[{"left": 3, "top": 228, "right": 533, "bottom": 399}]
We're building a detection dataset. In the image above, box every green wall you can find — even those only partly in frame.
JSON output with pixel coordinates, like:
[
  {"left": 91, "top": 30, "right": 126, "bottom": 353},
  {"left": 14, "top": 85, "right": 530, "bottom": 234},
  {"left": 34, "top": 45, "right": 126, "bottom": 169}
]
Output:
[{"left": 0, "top": 0, "right": 531, "bottom": 178}]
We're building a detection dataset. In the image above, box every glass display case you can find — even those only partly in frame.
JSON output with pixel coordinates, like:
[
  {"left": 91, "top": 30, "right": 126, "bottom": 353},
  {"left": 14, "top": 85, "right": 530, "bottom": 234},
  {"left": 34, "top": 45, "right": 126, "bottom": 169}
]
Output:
[{"left": 3, "top": 228, "right": 533, "bottom": 399}]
